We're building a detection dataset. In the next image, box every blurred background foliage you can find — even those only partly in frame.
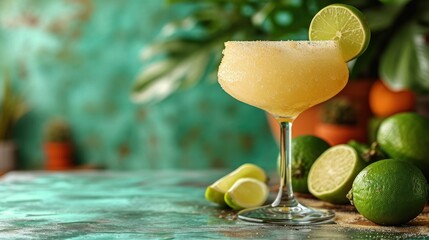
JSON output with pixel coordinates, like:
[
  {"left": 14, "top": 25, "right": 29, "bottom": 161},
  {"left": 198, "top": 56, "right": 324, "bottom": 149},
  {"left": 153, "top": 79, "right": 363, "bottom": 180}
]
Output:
[
  {"left": 0, "top": 0, "right": 277, "bottom": 170},
  {"left": 133, "top": 0, "right": 429, "bottom": 103}
]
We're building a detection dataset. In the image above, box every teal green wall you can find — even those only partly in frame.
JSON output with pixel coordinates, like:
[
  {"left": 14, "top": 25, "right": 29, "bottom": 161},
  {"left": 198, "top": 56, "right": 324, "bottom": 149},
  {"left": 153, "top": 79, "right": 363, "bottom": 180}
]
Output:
[{"left": 1, "top": 0, "right": 277, "bottom": 170}]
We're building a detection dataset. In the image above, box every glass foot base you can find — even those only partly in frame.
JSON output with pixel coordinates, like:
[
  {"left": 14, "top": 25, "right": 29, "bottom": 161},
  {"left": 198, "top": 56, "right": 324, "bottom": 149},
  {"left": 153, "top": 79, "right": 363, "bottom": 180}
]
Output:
[{"left": 238, "top": 203, "right": 335, "bottom": 225}]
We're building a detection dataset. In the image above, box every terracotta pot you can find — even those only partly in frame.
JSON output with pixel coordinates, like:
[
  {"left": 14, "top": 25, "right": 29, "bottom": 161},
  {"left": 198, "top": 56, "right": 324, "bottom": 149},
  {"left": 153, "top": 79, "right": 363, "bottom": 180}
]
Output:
[
  {"left": 333, "top": 79, "right": 373, "bottom": 143},
  {"left": 315, "top": 123, "right": 366, "bottom": 146},
  {"left": 267, "top": 79, "right": 373, "bottom": 143},
  {"left": 44, "top": 142, "right": 73, "bottom": 170}
]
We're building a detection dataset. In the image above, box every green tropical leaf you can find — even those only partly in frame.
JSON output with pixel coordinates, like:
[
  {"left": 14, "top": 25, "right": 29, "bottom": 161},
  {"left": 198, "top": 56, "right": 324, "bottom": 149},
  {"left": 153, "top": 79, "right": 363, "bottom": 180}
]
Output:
[
  {"left": 132, "top": 49, "right": 213, "bottom": 103},
  {"left": 364, "top": 4, "right": 405, "bottom": 31},
  {"left": 133, "top": 60, "right": 178, "bottom": 92},
  {"left": 132, "top": 60, "right": 181, "bottom": 103},
  {"left": 379, "top": 0, "right": 411, "bottom": 5},
  {"left": 252, "top": 1, "right": 276, "bottom": 27},
  {"left": 179, "top": 50, "right": 211, "bottom": 89},
  {"left": 380, "top": 22, "right": 429, "bottom": 93},
  {"left": 141, "top": 41, "right": 189, "bottom": 60},
  {"left": 414, "top": 29, "right": 429, "bottom": 91}
]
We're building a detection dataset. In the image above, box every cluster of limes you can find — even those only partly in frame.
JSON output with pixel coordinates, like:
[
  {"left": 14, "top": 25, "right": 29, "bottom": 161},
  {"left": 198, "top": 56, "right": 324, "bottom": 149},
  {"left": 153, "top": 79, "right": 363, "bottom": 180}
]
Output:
[
  {"left": 206, "top": 3, "right": 428, "bottom": 227},
  {"left": 308, "top": 112, "right": 429, "bottom": 226},
  {"left": 206, "top": 113, "right": 429, "bottom": 226},
  {"left": 304, "top": 3, "right": 428, "bottom": 227}
]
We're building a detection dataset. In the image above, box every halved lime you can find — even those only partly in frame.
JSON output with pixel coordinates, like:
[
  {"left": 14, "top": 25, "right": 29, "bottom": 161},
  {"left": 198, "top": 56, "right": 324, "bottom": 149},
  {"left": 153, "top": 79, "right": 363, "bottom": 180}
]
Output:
[
  {"left": 309, "top": 4, "right": 371, "bottom": 62},
  {"left": 205, "top": 163, "right": 268, "bottom": 205},
  {"left": 307, "top": 145, "right": 367, "bottom": 204},
  {"left": 224, "top": 178, "right": 269, "bottom": 210}
]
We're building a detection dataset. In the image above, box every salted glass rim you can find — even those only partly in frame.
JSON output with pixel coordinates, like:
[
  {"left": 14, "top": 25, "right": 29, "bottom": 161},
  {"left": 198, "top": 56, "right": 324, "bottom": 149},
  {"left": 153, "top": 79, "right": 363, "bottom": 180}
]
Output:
[
  {"left": 222, "top": 40, "right": 341, "bottom": 50},
  {"left": 224, "top": 40, "right": 338, "bottom": 44}
]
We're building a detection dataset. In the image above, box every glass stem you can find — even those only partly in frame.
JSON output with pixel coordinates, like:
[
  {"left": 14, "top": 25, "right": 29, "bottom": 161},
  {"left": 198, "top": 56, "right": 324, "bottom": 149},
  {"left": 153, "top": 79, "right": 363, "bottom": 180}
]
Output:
[{"left": 272, "top": 120, "right": 297, "bottom": 207}]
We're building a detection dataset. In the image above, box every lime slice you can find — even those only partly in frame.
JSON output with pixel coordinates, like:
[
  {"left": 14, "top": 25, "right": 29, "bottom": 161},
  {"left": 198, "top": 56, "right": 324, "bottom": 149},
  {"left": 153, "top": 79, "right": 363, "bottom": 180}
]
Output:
[
  {"left": 307, "top": 145, "right": 367, "bottom": 204},
  {"left": 205, "top": 163, "right": 268, "bottom": 205},
  {"left": 224, "top": 178, "right": 269, "bottom": 210},
  {"left": 309, "top": 4, "right": 371, "bottom": 62}
]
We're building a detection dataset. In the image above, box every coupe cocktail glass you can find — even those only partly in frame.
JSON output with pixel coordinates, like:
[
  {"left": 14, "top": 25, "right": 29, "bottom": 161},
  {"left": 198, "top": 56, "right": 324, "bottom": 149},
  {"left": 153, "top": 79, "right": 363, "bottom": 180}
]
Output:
[{"left": 218, "top": 41, "right": 348, "bottom": 225}]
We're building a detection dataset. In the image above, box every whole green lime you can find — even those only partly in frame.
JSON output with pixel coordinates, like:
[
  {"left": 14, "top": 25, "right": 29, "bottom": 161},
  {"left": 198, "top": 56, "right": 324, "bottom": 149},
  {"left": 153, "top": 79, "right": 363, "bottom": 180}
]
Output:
[
  {"left": 349, "top": 159, "right": 428, "bottom": 226},
  {"left": 377, "top": 112, "right": 429, "bottom": 180},
  {"left": 278, "top": 135, "right": 330, "bottom": 193}
]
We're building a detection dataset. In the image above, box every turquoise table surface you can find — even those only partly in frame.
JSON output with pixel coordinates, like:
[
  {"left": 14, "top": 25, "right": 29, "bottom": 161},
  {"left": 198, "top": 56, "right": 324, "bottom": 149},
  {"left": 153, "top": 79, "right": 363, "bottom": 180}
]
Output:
[{"left": 0, "top": 171, "right": 428, "bottom": 239}]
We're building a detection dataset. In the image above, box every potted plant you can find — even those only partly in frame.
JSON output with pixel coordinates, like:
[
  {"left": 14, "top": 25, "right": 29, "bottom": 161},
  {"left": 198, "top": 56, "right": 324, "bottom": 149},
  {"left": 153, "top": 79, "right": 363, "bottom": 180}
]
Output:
[
  {"left": 0, "top": 72, "right": 27, "bottom": 172},
  {"left": 43, "top": 118, "right": 74, "bottom": 171},
  {"left": 315, "top": 98, "right": 366, "bottom": 146}
]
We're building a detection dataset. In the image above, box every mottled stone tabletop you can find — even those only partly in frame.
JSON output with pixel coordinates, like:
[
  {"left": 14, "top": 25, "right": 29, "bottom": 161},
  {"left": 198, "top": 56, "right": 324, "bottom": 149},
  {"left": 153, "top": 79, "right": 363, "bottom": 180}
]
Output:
[{"left": 0, "top": 170, "right": 427, "bottom": 239}]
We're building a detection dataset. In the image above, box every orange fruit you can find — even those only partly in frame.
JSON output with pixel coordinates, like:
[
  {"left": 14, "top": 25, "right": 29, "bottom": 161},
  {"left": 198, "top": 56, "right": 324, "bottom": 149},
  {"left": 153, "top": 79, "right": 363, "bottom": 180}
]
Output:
[{"left": 369, "top": 80, "right": 415, "bottom": 117}]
